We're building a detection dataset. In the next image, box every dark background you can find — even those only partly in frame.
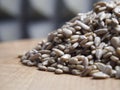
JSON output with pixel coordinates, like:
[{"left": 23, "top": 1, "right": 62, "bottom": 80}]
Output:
[{"left": 0, "top": 0, "right": 109, "bottom": 42}]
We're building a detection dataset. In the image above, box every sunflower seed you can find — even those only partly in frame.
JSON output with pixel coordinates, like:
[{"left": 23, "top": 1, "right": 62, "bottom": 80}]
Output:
[{"left": 92, "top": 72, "right": 110, "bottom": 79}]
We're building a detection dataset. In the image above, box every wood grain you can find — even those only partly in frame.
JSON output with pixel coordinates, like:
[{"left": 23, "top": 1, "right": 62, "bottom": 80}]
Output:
[{"left": 0, "top": 39, "right": 120, "bottom": 90}]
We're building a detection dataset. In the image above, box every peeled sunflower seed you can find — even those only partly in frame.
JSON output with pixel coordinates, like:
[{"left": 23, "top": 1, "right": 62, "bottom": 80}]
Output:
[
  {"left": 115, "top": 66, "right": 120, "bottom": 79},
  {"left": 52, "top": 48, "right": 64, "bottom": 56},
  {"left": 71, "top": 69, "right": 81, "bottom": 75},
  {"left": 47, "top": 67, "right": 56, "bottom": 72},
  {"left": 38, "top": 64, "right": 47, "bottom": 71},
  {"left": 113, "top": 6, "right": 120, "bottom": 16},
  {"left": 81, "top": 66, "right": 93, "bottom": 77},
  {"left": 95, "top": 63, "right": 106, "bottom": 72},
  {"left": 103, "top": 65, "right": 112, "bottom": 75},
  {"left": 95, "top": 49, "right": 103, "bottom": 61},
  {"left": 75, "top": 20, "right": 90, "bottom": 31},
  {"left": 20, "top": 0, "right": 120, "bottom": 80},
  {"left": 62, "top": 28, "right": 72, "bottom": 38},
  {"left": 82, "top": 57, "right": 89, "bottom": 68},
  {"left": 62, "top": 66, "right": 70, "bottom": 73},
  {"left": 110, "top": 55, "right": 119, "bottom": 62},
  {"left": 94, "top": 36, "right": 101, "bottom": 47},
  {"left": 94, "top": 28, "right": 108, "bottom": 35},
  {"left": 55, "top": 69, "right": 63, "bottom": 74},
  {"left": 92, "top": 72, "right": 110, "bottom": 79},
  {"left": 69, "top": 57, "right": 78, "bottom": 64},
  {"left": 116, "top": 47, "right": 120, "bottom": 55},
  {"left": 111, "top": 37, "right": 120, "bottom": 48},
  {"left": 61, "top": 54, "right": 71, "bottom": 62}
]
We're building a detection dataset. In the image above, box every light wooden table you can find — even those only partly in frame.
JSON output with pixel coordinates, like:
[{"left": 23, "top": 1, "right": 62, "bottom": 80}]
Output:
[{"left": 0, "top": 39, "right": 120, "bottom": 90}]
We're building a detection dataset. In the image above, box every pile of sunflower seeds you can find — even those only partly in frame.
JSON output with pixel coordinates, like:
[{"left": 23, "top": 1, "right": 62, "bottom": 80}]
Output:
[{"left": 20, "top": 0, "right": 120, "bottom": 79}]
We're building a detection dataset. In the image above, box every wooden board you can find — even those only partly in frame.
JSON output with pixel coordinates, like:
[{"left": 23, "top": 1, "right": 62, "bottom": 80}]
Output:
[{"left": 0, "top": 39, "right": 120, "bottom": 90}]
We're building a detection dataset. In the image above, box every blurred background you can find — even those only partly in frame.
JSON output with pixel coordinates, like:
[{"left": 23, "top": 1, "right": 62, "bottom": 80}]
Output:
[{"left": 0, "top": 0, "right": 111, "bottom": 42}]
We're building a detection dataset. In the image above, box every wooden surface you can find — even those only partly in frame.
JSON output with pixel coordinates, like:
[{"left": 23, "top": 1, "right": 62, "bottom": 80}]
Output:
[{"left": 0, "top": 39, "right": 120, "bottom": 90}]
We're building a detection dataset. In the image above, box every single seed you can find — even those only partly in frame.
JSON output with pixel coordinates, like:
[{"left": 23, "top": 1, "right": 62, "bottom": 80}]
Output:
[
  {"left": 69, "top": 57, "right": 78, "bottom": 64},
  {"left": 110, "top": 55, "right": 119, "bottom": 62},
  {"left": 53, "top": 48, "right": 64, "bottom": 56},
  {"left": 62, "top": 66, "right": 70, "bottom": 73},
  {"left": 71, "top": 69, "right": 81, "bottom": 75},
  {"left": 61, "top": 54, "right": 71, "bottom": 62},
  {"left": 111, "top": 37, "right": 120, "bottom": 48},
  {"left": 92, "top": 72, "right": 110, "bottom": 79},
  {"left": 75, "top": 20, "right": 90, "bottom": 31},
  {"left": 55, "top": 69, "right": 63, "bottom": 74},
  {"left": 62, "top": 28, "right": 72, "bottom": 38},
  {"left": 47, "top": 67, "right": 56, "bottom": 72},
  {"left": 115, "top": 66, "right": 120, "bottom": 79},
  {"left": 38, "top": 64, "right": 47, "bottom": 71},
  {"left": 94, "top": 36, "right": 101, "bottom": 47}
]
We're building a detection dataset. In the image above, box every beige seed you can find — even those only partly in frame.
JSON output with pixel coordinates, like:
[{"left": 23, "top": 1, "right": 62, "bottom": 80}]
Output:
[
  {"left": 94, "top": 36, "right": 101, "bottom": 47},
  {"left": 53, "top": 48, "right": 64, "bottom": 56},
  {"left": 103, "top": 65, "right": 112, "bottom": 75},
  {"left": 92, "top": 72, "right": 110, "bottom": 79},
  {"left": 89, "top": 70, "right": 100, "bottom": 76},
  {"left": 76, "top": 65, "right": 84, "bottom": 71},
  {"left": 105, "top": 46, "right": 115, "bottom": 53},
  {"left": 47, "top": 33, "right": 55, "bottom": 41},
  {"left": 83, "top": 57, "right": 89, "bottom": 68},
  {"left": 72, "top": 42, "right": 79, "bottom": 49},
  {"left": 94, "top": 28, "right": 108, "bottom": 35},
  {"left": 80, "top": 39, "right": 88, "bottom": 45},
  {"left": 76, "top": 55, "right": 85, "bottom": 61},
  {"left": 29, "top": 53, "right": 40, "bottom": 60},
  {"left": 115, "top": 66, "right": 120, "bottom": 79},
  {"left": 71, "top": 35, "right": 80, "bottom": 40},
  {"left": 115, "top": 25, "right": 120, "bottom": 33},
  {"left": 61, "top": 54, "right": 71, "bottom": 62},
  {"left": 110, "top": 55, "right": 119, "bottom": 62},
  {"left": 71, "top": 69, "right": 81, "bottom": 75},
  {"left": 55, "top": 69, "right": 63, "bottom": 74},
  {"left": 58, "top": 44, "right": 65, "bottom": 50},
  {"left": 62, "top": 66, "right": 70, "bottom": 73},
  {"left": 69, "top": 57, "right": 78, "bottom": 64},
  {"left": 112, "top": 18, "right": 119, "bottom": 25},
  {"left": 113, "top": 6, "right": 120, "bottom": 16},
  {"left": 98, "top": 42, "right": 106, "bottom": 49},
  {"left": 103, "top": 52, "right": 112, "bottom": 59},
  {"left": 42, "top": 60, "right": 49, "bottom": 66},
  {"left": 27, "top": 61, "right": 35, "bottom": 66},
  {"left": 38, "top": 64, "right": 47, "bottom": 71},
  {"left": 111, "top": 37, "right": 120, "bottom": 48},
  {"left": 62, "top": 28, "right": 72, "bottom": 38},
  {"left": 57, "top": 64, "right": 63, "bottom": 69},
  {"left": 47, "top": 67, "right": 56, "bottom": 72},
  {"left": 81, "top": 66, "right": 93, "bottom": 77},
  {"left": 111, "top": 70, "right": 117, "bottom": 77},
  {"left": 75, "top": 20, "right": 90, "bottom": 31},
  {"left": 85, "top": 41, "right": 94, "bottom": 47},
  {"left": 74, "top": 26, "right": 81, "bottom": 30},
  {"left": 87, "top": 55, "right": 93, "bottom": 60},
  {"left": 116, "top": 47, "right": 120, "bottom": 55},
  {"left": 95, "top": 63, "right": 106, "bottom": 72},
  {"left": 95, "top": 49, "right": 103, "bottom": 61}
]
